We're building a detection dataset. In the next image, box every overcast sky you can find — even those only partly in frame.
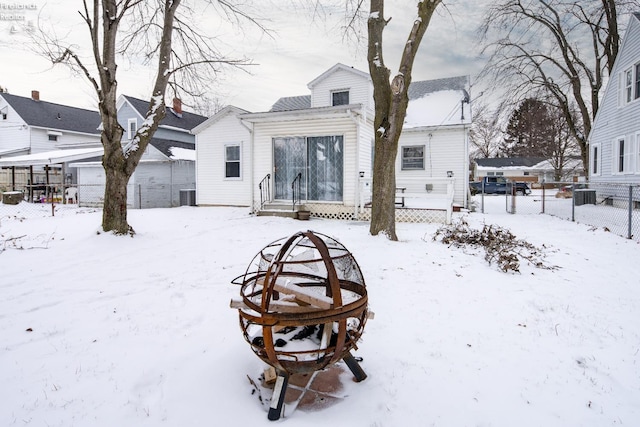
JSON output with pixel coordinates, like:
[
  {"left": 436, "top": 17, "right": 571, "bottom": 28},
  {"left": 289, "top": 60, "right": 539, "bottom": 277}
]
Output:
[{"left": 0, "top": 0, "right": 488, "bottom": 114}]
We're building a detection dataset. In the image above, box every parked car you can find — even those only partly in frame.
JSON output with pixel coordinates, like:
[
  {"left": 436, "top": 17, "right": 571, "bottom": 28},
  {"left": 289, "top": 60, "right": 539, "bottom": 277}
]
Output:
[{"left": 469, "top": 176, "right": 532, "bottom": 196}]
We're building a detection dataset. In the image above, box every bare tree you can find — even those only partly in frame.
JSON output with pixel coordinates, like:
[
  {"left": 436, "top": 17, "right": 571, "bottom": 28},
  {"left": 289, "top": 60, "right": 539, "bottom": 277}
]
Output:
[
  {"left": 478, "top": 0, "right": 638, "bottom": 177},
  {"left": 366, "top": 0, "right": 442, "bottom": 240},
  {"left": 33, "top": 0, "right": 258, "bottom": 234},
  {"left": 469, "top": 99, "right": 506, "bottom": 159}
]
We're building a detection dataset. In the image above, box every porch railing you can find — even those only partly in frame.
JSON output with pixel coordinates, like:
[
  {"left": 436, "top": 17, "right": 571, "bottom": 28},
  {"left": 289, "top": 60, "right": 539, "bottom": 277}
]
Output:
[
  {"left": 259, "top": 173, "right": 271, "bottom": 210},
  {"left": 292, "top": 172, "right": 302, "bottom": 211}
]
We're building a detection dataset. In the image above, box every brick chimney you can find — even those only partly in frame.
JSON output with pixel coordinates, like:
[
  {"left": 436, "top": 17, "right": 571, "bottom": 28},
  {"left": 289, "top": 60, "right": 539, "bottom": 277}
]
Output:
[
  {"left": 31, "top": 90, "right": 40, "bottom": 101},
  {"left": 172, "top": 97, "right": 182, "bottom": 115}
]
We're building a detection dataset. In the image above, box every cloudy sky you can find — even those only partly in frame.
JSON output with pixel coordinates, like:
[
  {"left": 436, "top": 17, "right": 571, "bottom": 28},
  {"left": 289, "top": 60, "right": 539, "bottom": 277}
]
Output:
[{"left": 0, "top": 0, "right": 488, "bottom": 114}]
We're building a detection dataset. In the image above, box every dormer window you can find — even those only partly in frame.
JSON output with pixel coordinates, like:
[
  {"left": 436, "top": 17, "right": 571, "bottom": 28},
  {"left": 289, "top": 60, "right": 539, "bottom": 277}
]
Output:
[
  {"left": 332, "top": 90, "right": 349, "bottom": 106},
  {"left": 127, "top": 118, "right": 137, "bottom": 140}
]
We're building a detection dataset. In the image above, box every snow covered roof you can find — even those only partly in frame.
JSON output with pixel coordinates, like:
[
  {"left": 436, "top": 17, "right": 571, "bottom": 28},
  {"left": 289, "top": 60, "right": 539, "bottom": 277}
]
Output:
[
  {"left": 0, "top": 147, "right": 104, "bottom": 167},
  {"left": 149, "top": 139, "right": 195, "bottom": 161},
  {"left": 269, "top": 73, "right": 471, "bottom": 128},
  {"left": 474, "top": 157, "right": 548, "bottom": 169}
]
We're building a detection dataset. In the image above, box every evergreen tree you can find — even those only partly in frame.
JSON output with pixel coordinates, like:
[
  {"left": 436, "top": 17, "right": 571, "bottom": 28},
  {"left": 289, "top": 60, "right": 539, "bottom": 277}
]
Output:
[{"left": 501, "top": 98, "right": 553, "bottom": 158}]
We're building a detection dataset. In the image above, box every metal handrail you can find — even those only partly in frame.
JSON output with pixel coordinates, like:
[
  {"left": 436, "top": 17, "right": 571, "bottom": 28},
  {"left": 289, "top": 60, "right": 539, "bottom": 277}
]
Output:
[
  {"left": 291, "top": 172, "right": 302, "bottom": 211},
  {"left": 258, "top": 173, "right": 271, "bottom": 210}
]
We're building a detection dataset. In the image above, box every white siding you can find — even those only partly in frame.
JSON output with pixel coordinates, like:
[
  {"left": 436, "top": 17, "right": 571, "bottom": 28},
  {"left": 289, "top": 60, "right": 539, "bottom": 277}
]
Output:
[
  {"left": 310, "top": 68, "right": 373, "bottom": 110},
  {"left": 397, "top": 127, "right": 468, "bottom": 206},
  {"left": 196, "top": 113, "right": 252, "bottom": 206},
  {"left": 0, "top": 101, "right": 30, "bottom": 151},
  {"left": 252, "top": 117, "right": 359, "bottom": 207},
  {"left": 590, "top": 15, "right": 640, "bottom": 184}
]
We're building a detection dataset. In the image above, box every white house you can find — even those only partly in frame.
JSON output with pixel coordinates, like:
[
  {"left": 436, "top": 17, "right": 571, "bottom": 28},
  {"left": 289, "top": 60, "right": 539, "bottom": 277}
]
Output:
[
  {"left": 71, "top": 95, "right": 207, "bottom": 208},
  {"left": 0, "top": 90, "right": 102, "bottom": 192},
  {"left": 588, "top": 12, "right": 640, "bottom": 185},
  {"left": 193, "top": 63, "right": 472, "bottom": 222},
  {"left": 473, "top": 156, "right": 583, "bottom": 185}
]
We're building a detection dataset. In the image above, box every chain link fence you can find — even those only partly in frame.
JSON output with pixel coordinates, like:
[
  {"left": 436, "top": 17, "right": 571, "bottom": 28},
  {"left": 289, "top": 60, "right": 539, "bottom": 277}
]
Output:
[
  {"left": 1, "top": 183, "right": 196, "bottom": 219},
  {"left": 472, "top": 181, "right": 640, "bottom": 241}
]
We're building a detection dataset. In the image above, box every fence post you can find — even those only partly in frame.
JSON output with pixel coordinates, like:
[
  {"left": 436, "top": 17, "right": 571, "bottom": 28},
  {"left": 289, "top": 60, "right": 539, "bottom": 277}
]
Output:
[
  {"left": 628, "top": 185, "right": 633, "bottom": 240},
  {"left": 481, "top": 180, "right": 485, "bottom": 214},
  {"left": 541, "top": 180, "right": 545, "bottom": 214},
  {"left": 571, "top": 183, "right": 575, "bottom": 222}
]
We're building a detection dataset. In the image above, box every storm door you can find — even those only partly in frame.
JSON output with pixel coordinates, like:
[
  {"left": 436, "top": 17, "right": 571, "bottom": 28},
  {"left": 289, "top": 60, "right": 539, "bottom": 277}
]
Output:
[
  {"left": 273, "top": 135, "right": 344, "bottom": 202},
  {"left": 307, "top": 136, "right": 343, "bottom": 201},
  {"left": 273, "top": 136, "right": 306, "bottom": 200}
]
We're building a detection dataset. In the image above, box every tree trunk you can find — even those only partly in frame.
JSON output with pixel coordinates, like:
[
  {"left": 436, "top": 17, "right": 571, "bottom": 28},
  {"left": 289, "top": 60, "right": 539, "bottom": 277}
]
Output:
[
  {"left": 367, "top": 0, "right": 441, "bottom": 240},
  {"left": 102, "top": 165, "right": 132, "bottom": 234}
]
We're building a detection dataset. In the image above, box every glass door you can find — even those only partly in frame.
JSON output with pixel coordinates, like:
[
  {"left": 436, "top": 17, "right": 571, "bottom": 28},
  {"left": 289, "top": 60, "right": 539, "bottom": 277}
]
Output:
[
  {"left": 273, "top": 136, "right": 306, "bottom": 200},
  {"left": 307, "top": 136, "right": 343, "bottom": 201}
]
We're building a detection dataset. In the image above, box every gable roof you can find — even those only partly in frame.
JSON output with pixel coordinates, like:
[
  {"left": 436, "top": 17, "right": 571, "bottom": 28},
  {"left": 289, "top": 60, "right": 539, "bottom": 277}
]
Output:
[
  {"left": 121, "top": 95, "right": 207, "bottom": 132},
  {"left": 191, "top": 105, "right": 250, "bottom": 134},
  {"left": 474, "top": 157, "right": 548, "bottom": 168},
  {"left": 1, "top": 93, "right": 101, "bottom": 135},
  {"left": 307, "top": 63, "right": 371, "bottom": 88}
]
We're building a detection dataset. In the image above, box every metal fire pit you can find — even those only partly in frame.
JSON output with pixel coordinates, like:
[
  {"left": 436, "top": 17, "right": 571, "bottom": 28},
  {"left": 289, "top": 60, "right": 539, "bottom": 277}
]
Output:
[{"left": 230, "top": 230, "right": 370, "bottom": 420}]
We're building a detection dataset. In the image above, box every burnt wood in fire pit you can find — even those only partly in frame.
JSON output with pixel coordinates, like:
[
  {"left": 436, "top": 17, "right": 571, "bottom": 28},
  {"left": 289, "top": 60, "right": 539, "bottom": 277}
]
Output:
[{"left": 230, "top": 230, "right": 371, "bottom": 420}]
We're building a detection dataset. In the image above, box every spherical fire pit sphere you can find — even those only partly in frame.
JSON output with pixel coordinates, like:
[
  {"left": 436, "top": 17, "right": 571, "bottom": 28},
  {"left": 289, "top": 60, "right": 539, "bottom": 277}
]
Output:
[{"left": 231, "top": 230, "right": 370, "bottom": 376}]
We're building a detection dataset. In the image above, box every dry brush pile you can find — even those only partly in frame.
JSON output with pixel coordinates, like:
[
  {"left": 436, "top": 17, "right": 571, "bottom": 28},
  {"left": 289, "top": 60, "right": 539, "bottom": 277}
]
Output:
[{"left": 432, "top": 219, "right": 557, "bottom": 273}]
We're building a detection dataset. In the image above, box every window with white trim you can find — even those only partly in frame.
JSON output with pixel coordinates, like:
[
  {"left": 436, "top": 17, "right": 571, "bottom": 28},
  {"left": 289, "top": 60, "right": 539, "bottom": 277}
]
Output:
[
  {"left": 401, "top": 145, "right": 425, "bottom": 170},
  {"left": 225, "top": 144, "right": 241, "bottom": 178},
  {"left": 127, "top": 118, "right": 137, "bottom": 140},
  {"left": 591, "top": 142, "right": 601, "bottom": 176},
  {"left": 636, "top": 132, "right": 640, "bottom": 174},
  {"left": 332, "top": 90, "right": 349, "bottom": 106},
  {"left": 613, "top": 136, "right": 633, "bottom": 174},
  {"left": 636, "top": 63, "right": 640, "bottom": 100},
  {"left": 619, "top": 63, "right": 640, "bottom": 106},
  {"left": 625, "top": 68, "right": 633, "bottom": 103}
]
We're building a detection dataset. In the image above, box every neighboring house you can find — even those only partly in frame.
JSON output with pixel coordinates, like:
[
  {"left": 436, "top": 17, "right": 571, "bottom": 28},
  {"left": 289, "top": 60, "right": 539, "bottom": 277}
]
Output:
[
  {"left": 193, "top": 63, "right": 471, "bottom": 222},
  {"left": 0, "top": 90, "right": 102, "bottom": 191},
  {"left": 473, "top": 157, "right": 583, "bottom": 185},
  {"left": 71, "top": 95, "right": 207, "bottom": 208},
  {"left": 588, "top": 13, "right": 640, "bottom": 187}
]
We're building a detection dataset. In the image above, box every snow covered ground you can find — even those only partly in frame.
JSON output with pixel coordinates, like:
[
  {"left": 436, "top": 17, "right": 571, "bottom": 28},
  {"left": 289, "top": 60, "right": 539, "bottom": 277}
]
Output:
[{"left": 1, "top": 201, "right": 639, "bottom": 426}]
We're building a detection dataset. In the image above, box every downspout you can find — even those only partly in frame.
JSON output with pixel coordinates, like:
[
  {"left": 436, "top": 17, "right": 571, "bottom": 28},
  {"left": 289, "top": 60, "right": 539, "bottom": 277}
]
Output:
[
  {"left": 239, "top": 118, "right": 254, "bottom": 211},
  {"left": 348, "top": 108, "right": 361, "bottom": 220}
]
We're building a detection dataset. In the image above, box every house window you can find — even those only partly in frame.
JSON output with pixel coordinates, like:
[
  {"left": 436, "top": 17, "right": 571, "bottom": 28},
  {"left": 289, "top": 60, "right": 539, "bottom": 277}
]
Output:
[
  {"left": 523, "top": 172, "right": 530, "bottom": 176},
  {"left": 636, "top": 133, "right": 640, "bottom": 173},
  {"left": 332, "top": 90, "right": 349, "bottom": 106},
  {"left": 48, "top": 134, "right": 58, "bottom": 141},
  {"left": 487, "top": 172, "right": 495, "bottom": 176},
  {"left": 591, "top": 143, "right": 601, "bottom": 176},
  {"left": 496, "top": 172, "right": 504, "bottom": 176},
  {"left": 636, "top": 63, "right": 640, "bottom": 100},
  {"left": 614, "top": 136, "right": 632, "bottom": 174},
  {"left": 401, "top": 145, "right": 425, "bottom": 170},
  {"left": 127, "top": 118, "right": 137, "bottom": 140},
  {"left": 225, "top": 144, "right": 241, "bottom": 178},
  {"left": 625, "top": 68, "right": 633, "bottom": 103}
]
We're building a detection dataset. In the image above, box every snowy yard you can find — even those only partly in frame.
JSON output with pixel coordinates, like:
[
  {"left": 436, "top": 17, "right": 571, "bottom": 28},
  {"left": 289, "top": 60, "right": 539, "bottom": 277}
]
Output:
[{"left": 1, "top": 203, "right": 639, "bottom": 426}]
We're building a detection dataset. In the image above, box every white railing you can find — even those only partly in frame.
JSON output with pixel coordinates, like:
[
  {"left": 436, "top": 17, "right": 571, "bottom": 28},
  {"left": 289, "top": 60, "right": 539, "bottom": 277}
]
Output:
[{"left": 358, "top": 177, "right": 455, "bottom": 223}]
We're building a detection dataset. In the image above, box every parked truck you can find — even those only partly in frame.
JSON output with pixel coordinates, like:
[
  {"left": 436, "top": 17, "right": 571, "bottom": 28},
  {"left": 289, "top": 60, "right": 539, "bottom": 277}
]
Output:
[{"left": 469, "top": 176, "right": 532, "bottom": 196}]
